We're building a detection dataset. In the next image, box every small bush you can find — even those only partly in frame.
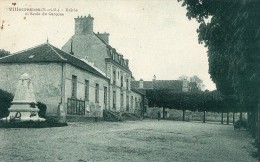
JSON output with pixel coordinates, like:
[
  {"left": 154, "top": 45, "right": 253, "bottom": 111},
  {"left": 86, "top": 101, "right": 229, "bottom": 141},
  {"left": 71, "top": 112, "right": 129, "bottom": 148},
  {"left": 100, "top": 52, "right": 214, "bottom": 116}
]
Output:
[
  {"left": 234, "top": 120, "right": 247, "bottom": 130},
  {"left": 37, "top": 102, "right": 47, "bottom": 118},
  {"left": 0, "top": 89, "right": 14, "bottom": 118}
]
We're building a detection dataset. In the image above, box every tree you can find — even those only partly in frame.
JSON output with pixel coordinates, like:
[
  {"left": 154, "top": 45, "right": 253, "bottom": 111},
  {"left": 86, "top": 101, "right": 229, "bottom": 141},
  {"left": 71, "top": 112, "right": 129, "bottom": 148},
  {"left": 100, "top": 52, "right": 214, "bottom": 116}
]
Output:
[
  {"left": 146, "top": 89, "right": 223, "bottom": 122},
  {"left": 190, "top": 75, "right": 205, "bottom": 91},
  {"left": 0, "top": 89, "right": 13, "bottom": 118},
  {"left": 178, "top": 75, "right": 205, "bottom": 91},
  {"left": 0, "top": 49, "right": 10, "bottom": 58},
  {"left": 178, "top": 0, "right": 260, "bottom": 145}
]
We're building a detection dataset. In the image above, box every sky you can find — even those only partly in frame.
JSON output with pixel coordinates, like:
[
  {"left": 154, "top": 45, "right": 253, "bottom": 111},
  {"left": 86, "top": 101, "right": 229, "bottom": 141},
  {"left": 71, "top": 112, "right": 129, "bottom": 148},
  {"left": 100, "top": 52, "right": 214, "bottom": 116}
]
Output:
[{"left": 0, "top": 0, "right": 216, "bottom": 90}]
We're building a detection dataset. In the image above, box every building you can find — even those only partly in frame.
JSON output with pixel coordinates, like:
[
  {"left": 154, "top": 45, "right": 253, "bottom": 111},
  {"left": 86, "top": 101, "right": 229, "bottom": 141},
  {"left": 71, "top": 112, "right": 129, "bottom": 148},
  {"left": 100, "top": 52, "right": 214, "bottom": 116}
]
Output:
[
  {"left": 131, "top": 75, "right": 189, "bottom": 92},
  {"left": 0, "top": 15, "right": 144, "bottom": 120},
  {"left": 62, "top": 15, "right": 143, "bottom": 114},
  {"left": 131, "top": 75, "right": 189, "bottom": 118},
  {"left": 0, "top": 43, "right": 110, "bottom": 120}
]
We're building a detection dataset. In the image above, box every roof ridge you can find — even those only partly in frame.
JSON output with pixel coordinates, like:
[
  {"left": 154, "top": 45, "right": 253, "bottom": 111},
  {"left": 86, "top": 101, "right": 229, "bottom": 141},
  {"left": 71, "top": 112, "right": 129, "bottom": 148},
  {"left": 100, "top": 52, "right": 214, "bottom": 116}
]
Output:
[
  {"left": 155, "top": 80, "right": 180, "bottom": 81},
  {"left": 93, "top": 32, "right": 111, "bottom": 59},
  {"left": 94, "top": 32, "right": 109, "bottom": 46},
  {"left": 47, "top": 43, "right": 67, "bottom": 61},
  {"left": 49, "top": 43, "right": 108, "bottom": 78},
  {"left": 0, "top": 43, "right": 47, "bottom": 60},
  {"left": 51, "top": 44, "right": 87, "bottom": 61}
]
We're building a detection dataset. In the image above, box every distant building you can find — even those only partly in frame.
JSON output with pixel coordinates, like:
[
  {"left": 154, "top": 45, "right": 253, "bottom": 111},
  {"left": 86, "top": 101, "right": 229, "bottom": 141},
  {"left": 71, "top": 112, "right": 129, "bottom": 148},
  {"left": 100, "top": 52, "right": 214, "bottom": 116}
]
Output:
[
  {"left": 131, "top": 75, "right": 190, "bottom": 119},
  {"left": 131, "top": 75, "right": 189, "bottom": 92}
]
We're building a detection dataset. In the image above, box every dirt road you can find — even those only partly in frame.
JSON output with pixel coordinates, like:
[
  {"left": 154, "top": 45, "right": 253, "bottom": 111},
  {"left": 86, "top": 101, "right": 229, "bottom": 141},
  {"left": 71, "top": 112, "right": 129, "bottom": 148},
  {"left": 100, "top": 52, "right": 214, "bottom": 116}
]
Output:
[{"left": 0, "top": 120, "right": 257, "bottom": 162}]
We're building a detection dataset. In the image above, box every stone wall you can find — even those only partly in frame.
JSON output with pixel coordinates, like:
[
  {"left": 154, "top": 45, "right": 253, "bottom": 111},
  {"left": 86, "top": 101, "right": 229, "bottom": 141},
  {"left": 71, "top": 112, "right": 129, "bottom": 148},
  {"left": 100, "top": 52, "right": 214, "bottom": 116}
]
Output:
[
  {"left": 146, "top": 107, "right": 247, "bottom": 122},
  {"left": 107, "top": 62, "right": 132, "bottom": 112},
  {"left": 62, "top": 34, "right": 108, "bottom": 73},
  {"left": 130, "top": 91, "right": 143, "bottom": 114},
  {"left": 64, "top": 64, "right": 109, "bottom": 117}
]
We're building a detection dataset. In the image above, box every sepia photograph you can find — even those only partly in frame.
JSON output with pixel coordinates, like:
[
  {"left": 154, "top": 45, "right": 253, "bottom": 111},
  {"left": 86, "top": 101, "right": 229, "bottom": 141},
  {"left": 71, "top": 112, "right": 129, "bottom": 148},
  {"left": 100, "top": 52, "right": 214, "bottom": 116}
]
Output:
[{"left": 0, "top": 0, "right": 259, "bottom": 161}]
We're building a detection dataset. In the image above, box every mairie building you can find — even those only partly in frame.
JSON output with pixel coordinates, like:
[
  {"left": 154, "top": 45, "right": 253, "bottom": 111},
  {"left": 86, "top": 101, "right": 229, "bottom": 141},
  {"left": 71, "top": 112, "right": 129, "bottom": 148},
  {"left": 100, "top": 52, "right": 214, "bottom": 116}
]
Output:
[{"left": 0, "top": 15, "right": 144, "bottom": 121}]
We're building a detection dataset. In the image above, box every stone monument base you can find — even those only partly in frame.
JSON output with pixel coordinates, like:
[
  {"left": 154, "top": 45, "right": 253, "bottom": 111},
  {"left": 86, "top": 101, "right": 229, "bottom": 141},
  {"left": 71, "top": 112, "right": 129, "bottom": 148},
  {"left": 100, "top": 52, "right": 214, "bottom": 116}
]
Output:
[{"left": 1, "top": 102, "right": 45, "bottom": 122}]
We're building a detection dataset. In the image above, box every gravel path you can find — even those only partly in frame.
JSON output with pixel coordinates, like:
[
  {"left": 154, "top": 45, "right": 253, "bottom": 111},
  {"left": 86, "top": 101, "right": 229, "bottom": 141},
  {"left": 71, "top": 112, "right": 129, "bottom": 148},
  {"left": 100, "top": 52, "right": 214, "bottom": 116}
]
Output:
[{"left": 0, "top": 120, "right": 258, "bottom": 162}]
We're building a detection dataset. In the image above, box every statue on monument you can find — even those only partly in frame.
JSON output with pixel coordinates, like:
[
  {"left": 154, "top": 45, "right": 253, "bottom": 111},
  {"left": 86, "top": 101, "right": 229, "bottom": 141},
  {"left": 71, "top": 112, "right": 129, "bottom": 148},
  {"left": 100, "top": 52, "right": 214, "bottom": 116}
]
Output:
[{"left": 1, "top": 73, "right": 45, "bottom": 122}]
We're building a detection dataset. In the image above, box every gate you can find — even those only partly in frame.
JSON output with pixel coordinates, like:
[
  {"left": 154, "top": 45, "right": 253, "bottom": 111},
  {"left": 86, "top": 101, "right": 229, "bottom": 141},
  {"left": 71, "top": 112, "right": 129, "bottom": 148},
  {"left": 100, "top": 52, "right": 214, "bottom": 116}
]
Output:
[{"left": 67, "top": 98, "right": 85, "bottom": 115}]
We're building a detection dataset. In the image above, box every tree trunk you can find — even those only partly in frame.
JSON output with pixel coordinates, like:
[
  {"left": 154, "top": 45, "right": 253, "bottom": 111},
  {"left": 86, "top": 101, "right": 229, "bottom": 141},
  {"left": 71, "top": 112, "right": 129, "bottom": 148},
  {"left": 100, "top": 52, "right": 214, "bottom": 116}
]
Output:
[
  {"left": 251, "top": 108, "right": 256, "bottom": 138},
  {"left": 203, "top": 111, "right": 206, "bottom": 123},
  {"left": 221, "top": 112, "right": 224, "bottom": 124},
  {"left": 227, "top": 112, "right": 229, "bottom": 125},
  {"left": 182, "top": 110, "right": 185, "bottom": 121},
  {"left": 233, "top": 112, "right": 235, "bottom": 125},
  {"left": 247, "top": 111, "right": 251, "bottom": 131},
  {"left": 240, "top": 111, "right": 243, "bottom": 121},
  {"left": 256, "top": 101, "right": 260, "bottom": 146},
  {"left": 163, "top": 107, "right": 165, "bottom": 119}
]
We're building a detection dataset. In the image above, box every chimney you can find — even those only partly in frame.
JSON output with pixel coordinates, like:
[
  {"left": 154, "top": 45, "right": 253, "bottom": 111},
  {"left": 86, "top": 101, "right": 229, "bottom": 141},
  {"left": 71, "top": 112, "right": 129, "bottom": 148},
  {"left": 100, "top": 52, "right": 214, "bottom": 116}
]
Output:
[
  {"left": 152, "top": 75, "right": 156, "bottom": 89},
  {"left": 70, "top": 39, "right": 74, "bottom": 55},
  {"left": 74, "top": 14, "right": 94, "bottom": 34},
  {"left": 153, "top": 75, "right": 156, "bottom": 81},
  {"left": 125, "top": 59, "right": 129, "bottom": 67},
  {"left": 97, "top": 32, "right": 109, "bottom": 44},
  {"left": 139, "top": 79, "right": 144, "bottom": 89}
]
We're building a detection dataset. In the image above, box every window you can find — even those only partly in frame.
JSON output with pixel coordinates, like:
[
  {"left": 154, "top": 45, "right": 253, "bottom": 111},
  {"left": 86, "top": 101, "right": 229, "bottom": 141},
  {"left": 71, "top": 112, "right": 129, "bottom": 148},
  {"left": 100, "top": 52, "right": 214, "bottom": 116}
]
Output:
[
  {"left": 104, "top": 86, "right": 107, "bottom": 107},
  {"left": 126, "top": 79, "right": 129, "bottom": 90},
  {"left": 121, "top": 75, "right": 123, "bottom": 87},
  {"left": 131, "top": 96, "right": 133, "bottom": 109},
  {"left": 85, "top": 80, "right": 89, "bottom": 101},
  {"left": 113, "top": 90, "right": 116, "bottom": 109},
  {"left": 113, "top": 70, "right": 116, "bottom": 85},
  {"left": 126, "top": 95, "right": 129, "bottom": 111},
  {"left": 120, "top": 93, "right": 124, "bottom": 110},
  {"left": 135, "top": 97, "right": 137, "bottom": 109},
  {"left": 95, "top": 84, "right": 99, "bottom": 103},
  {"left": 72, "top": 75, "right": 77, "bottom": 98}
]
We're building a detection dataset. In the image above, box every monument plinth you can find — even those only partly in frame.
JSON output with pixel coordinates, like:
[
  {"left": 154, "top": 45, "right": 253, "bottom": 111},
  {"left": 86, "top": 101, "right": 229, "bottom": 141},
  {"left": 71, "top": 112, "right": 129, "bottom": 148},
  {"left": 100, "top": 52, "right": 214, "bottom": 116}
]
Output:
[{"left": 2, "top": 73, "right": 45, "bottom": 122}]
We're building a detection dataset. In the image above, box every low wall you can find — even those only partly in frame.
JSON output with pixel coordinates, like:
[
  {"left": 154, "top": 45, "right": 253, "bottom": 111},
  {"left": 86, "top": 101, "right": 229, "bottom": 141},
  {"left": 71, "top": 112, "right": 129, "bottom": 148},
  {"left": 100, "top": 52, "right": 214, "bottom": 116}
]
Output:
[{"left": 145, "top": 107, "right": 248, "bottom": 122}]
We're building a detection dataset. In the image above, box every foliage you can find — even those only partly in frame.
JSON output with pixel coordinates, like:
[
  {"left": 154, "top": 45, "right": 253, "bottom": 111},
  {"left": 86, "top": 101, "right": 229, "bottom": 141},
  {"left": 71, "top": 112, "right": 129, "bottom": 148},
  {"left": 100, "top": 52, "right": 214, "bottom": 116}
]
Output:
[
  {"left": 190, "top": 75, "right": 205, "bottom": 91},
  {"left": 178, "top": 0, "right": 259, "bottom": 109},
  {"left": 178, "top": 75, "right": 205, "bottom": 91},
  {"left": 178, "top": 0, "right": 259, "bottom": 143},
  {"left": 37, "top": 102, "right": 47, "bottom": 118},
  {"left": 0, "top": 49, "right": 10, "bottom": 58},
  {"left": 0, "top": 89, "right": 14, "bottom": 118},
  {"left": 234, "top": 120, "right": 248, "bottom": 130},
  {"left": 146, "top": 90, "right": 223, "bottom": 112}
]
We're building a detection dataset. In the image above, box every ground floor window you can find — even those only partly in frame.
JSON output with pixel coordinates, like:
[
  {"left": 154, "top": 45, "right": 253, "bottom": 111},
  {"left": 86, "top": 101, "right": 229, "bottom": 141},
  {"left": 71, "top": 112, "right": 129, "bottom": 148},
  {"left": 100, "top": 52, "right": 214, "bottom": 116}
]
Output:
[
  {"left": 95, "top": 84, "right": 99, "bottom": 103},
  {"left": 113, "top": 90, "right": 116, "bottom": 109}
]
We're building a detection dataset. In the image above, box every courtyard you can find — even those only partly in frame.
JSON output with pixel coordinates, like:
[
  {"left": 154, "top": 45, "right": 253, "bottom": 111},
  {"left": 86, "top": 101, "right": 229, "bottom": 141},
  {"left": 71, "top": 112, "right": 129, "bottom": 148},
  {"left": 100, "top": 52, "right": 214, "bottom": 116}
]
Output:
[{"left": 0, "top": 120, "right": 258, "bottom": 162}]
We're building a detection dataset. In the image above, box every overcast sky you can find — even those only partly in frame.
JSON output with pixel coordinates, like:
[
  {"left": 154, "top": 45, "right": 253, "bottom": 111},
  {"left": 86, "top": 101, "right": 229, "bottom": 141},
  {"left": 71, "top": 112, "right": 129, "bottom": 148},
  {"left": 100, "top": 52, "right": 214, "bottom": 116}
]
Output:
[{"left": 0, "top": 0, "right": 216, "bottom": 90}]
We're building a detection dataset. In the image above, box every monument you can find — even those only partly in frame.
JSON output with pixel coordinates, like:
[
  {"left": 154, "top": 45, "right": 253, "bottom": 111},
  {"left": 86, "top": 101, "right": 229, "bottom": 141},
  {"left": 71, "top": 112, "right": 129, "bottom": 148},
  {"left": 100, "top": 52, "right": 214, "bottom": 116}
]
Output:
[{"left": 1, "top": 73, "right": 45, "bottom": 122}]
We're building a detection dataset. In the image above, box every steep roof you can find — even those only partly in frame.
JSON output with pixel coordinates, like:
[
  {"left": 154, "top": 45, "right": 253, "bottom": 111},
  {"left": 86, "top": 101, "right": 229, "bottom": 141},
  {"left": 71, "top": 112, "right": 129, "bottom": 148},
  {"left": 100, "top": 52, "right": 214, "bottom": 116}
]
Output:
[
  {"left": 0, "top": 43, "right": 108, "bottom": 79},
  {"left": 131, "top": 81, "right": 153, "bottom": 89},
  {"left": 131, "top": 80, "right": 183, "bottom": 92},
  {"left": 154, "top": 80, "right": 183, "bottom": 92},
  {"left": 94, "top": 32, "right": 130, "bottom": 70}
]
